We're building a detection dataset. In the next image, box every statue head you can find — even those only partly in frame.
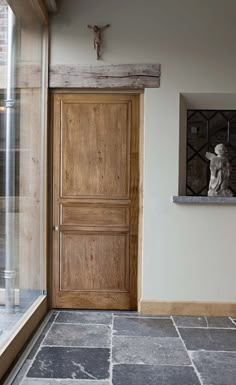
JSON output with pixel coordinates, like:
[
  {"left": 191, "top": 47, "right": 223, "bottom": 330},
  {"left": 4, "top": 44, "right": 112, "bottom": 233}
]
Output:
[{"left": 215, "top": 143, "right": 227, "bottom": 157}]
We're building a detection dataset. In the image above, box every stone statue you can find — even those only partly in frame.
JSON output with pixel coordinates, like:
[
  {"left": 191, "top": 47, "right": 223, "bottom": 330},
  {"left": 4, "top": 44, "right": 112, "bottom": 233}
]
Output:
[
  {"left": 205, "top": 144, "right": 233, "bottom": 197},
  {"left": 88, "top": 24, "right": 110, "bottom": 60}
]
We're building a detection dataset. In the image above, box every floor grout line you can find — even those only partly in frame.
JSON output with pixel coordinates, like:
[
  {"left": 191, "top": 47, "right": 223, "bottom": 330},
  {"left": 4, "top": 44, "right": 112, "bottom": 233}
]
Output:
[
  {"left": 53, "top": 311, "right": 59, "bottom": 322},
  {"left": 176, "top": 326, "right": 236, "bottom": 330},
  {"left": 15, "top": 377, "right": 110, "bottom": 383},
  {"left": 113, "top": 332, "right": 236, "bottom": 345},
  {"left": 229, "top": 316, "right": 236, "bottom": 326},
  {"left": 112, "top": 335, "right": 190, "bottom": 339},
  {"left": 113, "top": 315, "right": 171, "bottom": 319},
  {"left": 53, "top": 321, "right": 112, "bottom": 326},
  {"left": 204, "top": 316, "right": 209, "bottom": 328},
  {"left": 41, "top": 344, "right": 111, "bottom": 348},
  {"left": 188, "top": 349, "right": 236, "bottom": 354},
  {"left": 112, "top": 362, "right": 193, "bottom": 367},
  {"left": 171, "top": 316, "right": 204, "bottom": 385}
]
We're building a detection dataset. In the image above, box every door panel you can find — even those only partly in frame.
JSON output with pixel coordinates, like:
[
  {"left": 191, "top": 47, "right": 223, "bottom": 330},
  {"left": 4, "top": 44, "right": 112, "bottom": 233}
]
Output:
[
  {"left": 60, "top": 232, "right": 129, "bottom": 291},
  {"left": 52, "top": 93, "right": 139, "bottom": 309},
  {"left": 61, "top": 204, "right": 129, "bottom": 227},
  {"left": 61, "top": 102, "right": 130, "bottom": 198}
]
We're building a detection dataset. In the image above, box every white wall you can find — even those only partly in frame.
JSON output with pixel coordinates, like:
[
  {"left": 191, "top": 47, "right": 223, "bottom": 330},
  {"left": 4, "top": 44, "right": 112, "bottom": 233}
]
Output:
[{"left": 50, "top": 0, "right": 236, "bottom": 303}]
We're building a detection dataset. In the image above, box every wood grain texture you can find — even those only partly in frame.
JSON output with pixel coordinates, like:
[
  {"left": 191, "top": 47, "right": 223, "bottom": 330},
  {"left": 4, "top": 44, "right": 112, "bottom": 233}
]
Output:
[
  {"left": 54, "top": 291, "right": 130, "bottom": 310},
  {"left": 60, "top": 232, "right": 129, "bottom": 291},
  {"left": 61, "top": 204, "right": 129, "bottom": 227},
  {"left": 49, "top": 64, "right": 161, "bottom": 89},
  {"left": 52, "top": 93, "right": 139, "bottom": 310},
  {"left": 19, "top": 89, "right": 42, "bottom": 290},
  {"left": 140, "top": 300, "right": 236, "bottom": 317},
  {"left": 61, "top": 99, "right": 130, "bottom": 198}
]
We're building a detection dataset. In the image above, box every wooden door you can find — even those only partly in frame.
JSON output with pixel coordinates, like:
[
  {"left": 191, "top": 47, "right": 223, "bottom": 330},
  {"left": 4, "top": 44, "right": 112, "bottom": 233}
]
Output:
[{"left": 52, "top": 93, "right": 139, "bottom": 309}]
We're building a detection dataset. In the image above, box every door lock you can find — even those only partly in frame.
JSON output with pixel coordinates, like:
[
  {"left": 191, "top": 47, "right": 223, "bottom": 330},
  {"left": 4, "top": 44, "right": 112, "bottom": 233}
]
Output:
[{"left": 54, "top": 225, "right": 59, "bottom": 231}]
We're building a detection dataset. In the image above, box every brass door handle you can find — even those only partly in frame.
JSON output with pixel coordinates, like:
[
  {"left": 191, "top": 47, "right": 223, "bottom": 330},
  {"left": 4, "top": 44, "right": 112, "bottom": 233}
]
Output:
[{"left": 53, "top": 225, "right": 59, "bottom": 231}]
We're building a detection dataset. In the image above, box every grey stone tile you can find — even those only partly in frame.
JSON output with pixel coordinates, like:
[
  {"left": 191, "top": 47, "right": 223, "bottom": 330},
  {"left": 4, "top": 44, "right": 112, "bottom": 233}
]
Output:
[
  {"left": 56, "top": 311, "right": 112, "bottom": 325},
  {"left": 113, "top": 317, "right": 177, "bottom": 337},
  {"left": 43, "top": 323, "right": 111, "bottom": 348},
  {"left": 191, "top": 350, "right": 236, "bottom": 385},
  {"left": 22, "top": 380, "right": 110, "bottom": 385},
  {"left": 179, "top": 327, "right": 236, "bottom": 351},
  {"left": 206, "top": 316, "right": 236, "bottom": 328},
  {"left": 27, "top": 347, "right": 110, "bottom": 380},
  {"left": 112, "top": 336, "right": 191, "bottom": 365},
  {"left": 11, "top": 359, "right": 32, "bottom": 385},
  {"left": 173, "top": 316, "right": 207, "bottom": 328},
  {"left": 112, "top": 364, "right": 201, "bottom": 385}
]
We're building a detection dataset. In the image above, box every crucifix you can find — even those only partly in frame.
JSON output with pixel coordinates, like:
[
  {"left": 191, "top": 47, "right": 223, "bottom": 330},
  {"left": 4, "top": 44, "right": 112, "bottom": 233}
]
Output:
[{"left": 88, "top": 24, "right": 110, "bottom": 60}]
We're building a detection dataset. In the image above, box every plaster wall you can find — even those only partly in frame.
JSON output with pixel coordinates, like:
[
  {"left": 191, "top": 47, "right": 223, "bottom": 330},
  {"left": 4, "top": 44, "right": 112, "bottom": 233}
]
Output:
[{"left": 50, "top": 0, "right": 236, "bottom": 303}]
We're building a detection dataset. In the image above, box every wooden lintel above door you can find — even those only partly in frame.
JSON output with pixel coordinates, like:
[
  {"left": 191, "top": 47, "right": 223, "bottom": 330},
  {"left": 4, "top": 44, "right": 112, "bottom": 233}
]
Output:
[{"left": 49, "top": 63, "right": 161, "bottom": 89}]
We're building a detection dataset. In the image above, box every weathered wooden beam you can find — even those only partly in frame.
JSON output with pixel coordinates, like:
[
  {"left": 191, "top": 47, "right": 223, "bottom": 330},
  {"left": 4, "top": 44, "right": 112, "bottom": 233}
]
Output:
[{"left": 49, "top": 64, "right": 161, "bottom": 89}]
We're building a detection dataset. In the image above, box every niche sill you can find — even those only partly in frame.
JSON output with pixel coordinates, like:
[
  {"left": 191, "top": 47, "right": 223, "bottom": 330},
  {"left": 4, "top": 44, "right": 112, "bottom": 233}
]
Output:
[{"left": 172, "top": 196, "right": 236, "bottom": 204}]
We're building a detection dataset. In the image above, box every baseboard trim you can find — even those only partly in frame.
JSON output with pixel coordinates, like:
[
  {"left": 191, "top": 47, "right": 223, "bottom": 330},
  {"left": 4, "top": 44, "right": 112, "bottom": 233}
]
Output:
[{"left": 140, "top": 300, "right": 236, "bottom": 317}]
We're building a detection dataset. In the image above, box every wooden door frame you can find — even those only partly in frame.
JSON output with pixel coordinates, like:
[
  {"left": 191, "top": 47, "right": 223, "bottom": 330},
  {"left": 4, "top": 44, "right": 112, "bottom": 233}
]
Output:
[{"left": 48, "top": 89, "right": 144, "bottom": 311}]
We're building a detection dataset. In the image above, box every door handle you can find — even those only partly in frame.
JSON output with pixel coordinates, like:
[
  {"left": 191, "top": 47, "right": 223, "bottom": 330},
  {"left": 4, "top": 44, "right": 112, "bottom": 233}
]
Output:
[{"left": 53, "top": 225, "right": 59, "bottom": 231}]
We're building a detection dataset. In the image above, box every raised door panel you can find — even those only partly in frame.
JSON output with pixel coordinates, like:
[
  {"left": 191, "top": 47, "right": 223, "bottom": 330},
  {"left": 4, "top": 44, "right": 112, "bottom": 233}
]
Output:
[
  {"left": 61, "top": 102, "right": 130, "bottom": 198},
  {"left": 61, "top": 204, "right": 129, "bottom": 227},
  {"left": 60, "top": 232, "right": 129, "bottom": 291}
]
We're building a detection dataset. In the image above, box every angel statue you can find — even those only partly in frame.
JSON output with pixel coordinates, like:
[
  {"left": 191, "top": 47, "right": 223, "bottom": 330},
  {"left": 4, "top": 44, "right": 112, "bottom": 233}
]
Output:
[
  {"left": 205, "top": 144, "right": 233, "bottom": 197},
  {"left": 88, "top": 24, "right": 110, "bottom": 60}
]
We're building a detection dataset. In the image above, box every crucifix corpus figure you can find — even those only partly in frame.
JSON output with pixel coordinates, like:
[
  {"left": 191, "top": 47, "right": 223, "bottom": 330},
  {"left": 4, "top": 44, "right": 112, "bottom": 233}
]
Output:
[{"left": 88, "top": 24, "right": 110, "bottom": 60}]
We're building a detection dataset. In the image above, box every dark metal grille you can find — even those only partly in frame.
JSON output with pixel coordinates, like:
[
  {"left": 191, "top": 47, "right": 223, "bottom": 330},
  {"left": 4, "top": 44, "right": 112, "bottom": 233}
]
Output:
[{"left": 187, "top": 110, "right": 236, "bottom": 196}]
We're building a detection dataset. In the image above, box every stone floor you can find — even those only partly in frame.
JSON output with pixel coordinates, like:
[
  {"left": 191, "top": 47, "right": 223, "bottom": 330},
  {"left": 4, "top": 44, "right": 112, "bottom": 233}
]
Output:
[{"left": 10, "top": 311, "right": 236, "bottom": 385}]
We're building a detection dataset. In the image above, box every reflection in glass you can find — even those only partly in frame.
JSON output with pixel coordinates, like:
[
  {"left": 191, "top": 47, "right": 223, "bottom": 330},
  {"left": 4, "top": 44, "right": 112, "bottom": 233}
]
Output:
[{"left": 0, "top": 1, "right": 46, "bottom": 347}]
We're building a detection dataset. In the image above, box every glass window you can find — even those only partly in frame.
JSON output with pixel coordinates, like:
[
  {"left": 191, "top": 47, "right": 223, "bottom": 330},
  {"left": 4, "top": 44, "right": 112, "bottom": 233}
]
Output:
[{"left": 0, "top": 0, "right": 47, "bottom": 347}]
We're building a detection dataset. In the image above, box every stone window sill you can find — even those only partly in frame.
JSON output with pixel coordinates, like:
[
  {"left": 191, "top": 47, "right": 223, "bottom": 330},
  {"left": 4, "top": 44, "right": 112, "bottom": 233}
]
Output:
[{"left": 172, "top": 196, "right": 236, "bottom": 204}]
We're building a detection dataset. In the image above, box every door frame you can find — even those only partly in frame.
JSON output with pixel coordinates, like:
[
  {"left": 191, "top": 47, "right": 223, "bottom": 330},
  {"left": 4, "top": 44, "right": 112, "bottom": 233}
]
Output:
[{"left": 48, "top": 89, "right": 144, "bottom": 311}]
